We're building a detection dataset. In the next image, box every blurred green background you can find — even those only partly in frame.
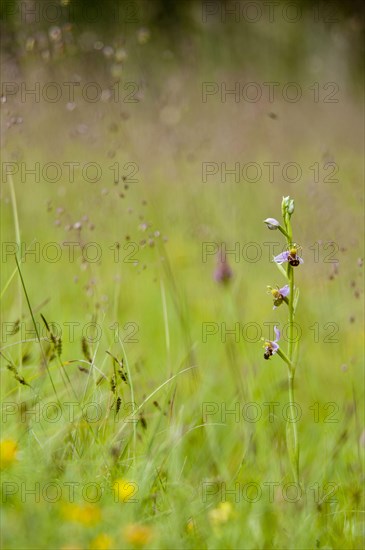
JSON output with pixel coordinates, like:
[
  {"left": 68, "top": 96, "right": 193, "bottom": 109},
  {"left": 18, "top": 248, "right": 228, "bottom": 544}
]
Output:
[{"left": 1, "top": 1, "right": 364, "bottom": 549}]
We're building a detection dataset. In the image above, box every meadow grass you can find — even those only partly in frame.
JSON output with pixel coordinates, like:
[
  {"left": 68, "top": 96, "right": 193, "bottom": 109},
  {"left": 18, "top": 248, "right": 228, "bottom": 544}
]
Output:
[{"left": 1, "top": 12, "right": 364, "bottom": 549}]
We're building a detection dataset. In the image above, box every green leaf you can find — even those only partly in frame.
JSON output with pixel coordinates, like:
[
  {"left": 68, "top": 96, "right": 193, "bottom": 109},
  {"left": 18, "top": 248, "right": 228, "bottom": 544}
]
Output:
[
  {"left": 274, "top": 260, "right": 289, "bottom": 280},
  {"left": 293, "top": 287, "right": 300, "bottom": 312},
  {"left": 293, "top": 338, "right": 300, "bottom": 366}
]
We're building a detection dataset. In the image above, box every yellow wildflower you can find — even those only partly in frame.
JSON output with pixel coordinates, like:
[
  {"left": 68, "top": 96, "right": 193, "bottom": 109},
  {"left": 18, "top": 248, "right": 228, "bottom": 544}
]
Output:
[
  {"left": 113, "top": 479, "right": 137, "bottom": 502},
  {"left": 208, "top": 501, "right": 233, "bottom": 526},
  {"left": 186, "top": 517, "right": 197, "bottom": 534},
  {"left": 90, "top": 533, "right": 113, "bottom": 550},
  {"left": 123, "top": 523, "right": 153, "bottom": 547},
  {"left": 0, "top": 439, "right": 18, "bottom": 468},
  {"left": 62, "top": 503, "right": 101, "bottom": 525}
]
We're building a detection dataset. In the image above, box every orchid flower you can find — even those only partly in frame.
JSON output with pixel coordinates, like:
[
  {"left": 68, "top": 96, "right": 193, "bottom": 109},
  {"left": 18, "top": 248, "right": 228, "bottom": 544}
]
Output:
[
  {"left": 267, "top": 284, "right": 290, "bottom": 309},
  {"left": 263, "top": 326, "right": 281, "bottom": 360},
  {"left": 274, "top": 246, "right": 303, "bottom": 267}
]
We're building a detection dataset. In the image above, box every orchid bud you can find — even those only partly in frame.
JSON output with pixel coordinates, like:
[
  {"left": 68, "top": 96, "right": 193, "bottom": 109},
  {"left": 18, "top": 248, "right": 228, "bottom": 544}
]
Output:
[
  {"left": 281, "top": 196, "right": 289, "bottom": 218},
  {"left": 282, "top": 196, "right": 295, "bottom": 217},
  {"left": 263, "top": 218, "right": 280, "bottom": 230}
]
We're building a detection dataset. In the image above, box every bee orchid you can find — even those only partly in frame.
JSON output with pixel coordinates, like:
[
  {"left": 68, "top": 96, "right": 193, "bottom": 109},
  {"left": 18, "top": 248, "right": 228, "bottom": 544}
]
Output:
[
  {"left": 274, "top": 246, "right": 303, "bottom": 267},
  {"left": 263, "top": 326, "right": 281, "bottom": 360},
  {"left": 267, "top": 284, "right": 290, "bottom": 309}
]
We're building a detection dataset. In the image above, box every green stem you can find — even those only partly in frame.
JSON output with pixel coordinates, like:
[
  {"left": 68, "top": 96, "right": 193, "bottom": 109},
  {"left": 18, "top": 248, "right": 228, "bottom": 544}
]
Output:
[
  {"left": 288, "top": 265, "right": 295, "bottom": 362},
  {"left": 288, "top": 370, "right": 299, "bottom": 484},
  {"left": 286, "top": 231, "right": 299, "bottom": 485},
  {"left": 278, "top": 225, "right": 291, "bottom": 240},
  {"left": 276, "top": 348, "right": 292, "bottom": 369}
]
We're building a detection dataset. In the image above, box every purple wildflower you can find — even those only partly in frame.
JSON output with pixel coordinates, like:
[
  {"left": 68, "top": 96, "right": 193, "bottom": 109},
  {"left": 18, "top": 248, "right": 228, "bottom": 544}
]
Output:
[
  {"left": 214, "top": 249, "right": 233, "bottom": 285},
  {"left": 264, "top": 326, "right": 280, "bottom": 360}
]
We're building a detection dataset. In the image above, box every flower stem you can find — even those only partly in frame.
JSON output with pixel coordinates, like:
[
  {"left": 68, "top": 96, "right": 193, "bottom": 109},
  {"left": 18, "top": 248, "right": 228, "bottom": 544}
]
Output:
[
  {"left": 287, "top": 370, "right": 299, "bottom": 484},
  {"left": 288, "top": 264, "right": 295, "bottom": 362},
  {"left": 286, "top": 232, "right": 300, "bottom": 485},
  {"left": 278, "top": 225, "right": 291, "bottom": 240},
  {"left": 276, "top": 348, "right": 292, "bottom": 369}
]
